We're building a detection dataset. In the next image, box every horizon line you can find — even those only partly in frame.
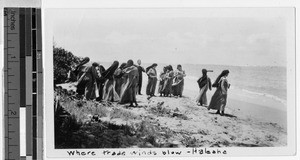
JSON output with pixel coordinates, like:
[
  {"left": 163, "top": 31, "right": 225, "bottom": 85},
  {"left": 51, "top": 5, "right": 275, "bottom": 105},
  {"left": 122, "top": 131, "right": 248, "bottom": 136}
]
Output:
[{"left": 89, "top": 61, "right": 286, "bottom": 68}]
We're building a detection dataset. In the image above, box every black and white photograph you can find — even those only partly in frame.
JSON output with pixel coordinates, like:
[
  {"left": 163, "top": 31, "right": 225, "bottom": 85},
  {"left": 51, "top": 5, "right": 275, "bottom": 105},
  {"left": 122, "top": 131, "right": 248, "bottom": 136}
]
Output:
[{"left": 44, "top": 7, "right": 296, "bottom": 158}]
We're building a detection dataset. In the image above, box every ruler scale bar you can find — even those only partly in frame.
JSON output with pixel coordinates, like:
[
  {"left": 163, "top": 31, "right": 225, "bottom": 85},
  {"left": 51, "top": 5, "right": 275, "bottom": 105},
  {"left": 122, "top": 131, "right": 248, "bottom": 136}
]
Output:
[
  {"left": 4, "top": 8, "right": 21, "bottom": 160},
  {"left": 4, "top": 8, "right": 43, "bottom": 160}
]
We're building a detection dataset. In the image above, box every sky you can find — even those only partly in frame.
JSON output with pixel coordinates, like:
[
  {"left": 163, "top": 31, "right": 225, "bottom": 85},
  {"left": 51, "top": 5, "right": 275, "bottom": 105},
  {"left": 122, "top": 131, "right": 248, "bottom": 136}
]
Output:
[{"left": 48, "top": 8, "right": 293, "bottom": 67}]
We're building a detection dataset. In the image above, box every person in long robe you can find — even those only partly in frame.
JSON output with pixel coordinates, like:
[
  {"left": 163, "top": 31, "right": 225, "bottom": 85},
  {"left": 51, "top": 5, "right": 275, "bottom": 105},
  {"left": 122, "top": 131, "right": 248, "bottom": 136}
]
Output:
[
  {"left": 136, "top": 59, "right": 145, "bottom": 95},
  {"left": 66, "top": 57, "right": 90, "bottom": 83},
  {"left": 119, "top": 60, "right": 139, "bottom": 107},
  {"left": 161, "top": 65, "right": 174, "bottom": 97},
  {"left": 76, "top": 62, "right": 101, "bottom": 100},
  {"left": 196, "top": 69, "right": 212, "bottom": 106},
  {"left": 158, "top": 66, "right": 167, "bottom": 96},
  {"left": 172, "top": 64, "right": 186, "bottom": 97},
  {"left": 146, "top": 63, "right": 158, "bottom": 98},
  {"left": 207, "top": 70, "right": 230, "bottom": 116},
  {"left": 96, "top": 65, "right": 106, "bottom": 102},
  {"left": 67, "top": 57, "right": 90, "bottom": 95},
  {"left": 102, "top": 61, "right": 120, "bottom": 102},
  {"left": 114, "top": 63, "right": 127, "bottom": 97},
  {"left": 74, "top": 66, "right": 88, "bottom": 96}
]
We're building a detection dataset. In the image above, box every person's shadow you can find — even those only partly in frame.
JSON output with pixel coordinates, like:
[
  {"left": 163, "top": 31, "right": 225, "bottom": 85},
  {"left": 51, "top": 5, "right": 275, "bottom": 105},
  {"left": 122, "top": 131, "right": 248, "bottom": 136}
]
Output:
[
  {"left": 209, "top": 112, "right": 237, "bottom": 118},
  {"left": 222, "top": 113, "right": 237, "bottom": 118},
  {"left": 125, "top": 104, "right": 146, "bottom": 109}
]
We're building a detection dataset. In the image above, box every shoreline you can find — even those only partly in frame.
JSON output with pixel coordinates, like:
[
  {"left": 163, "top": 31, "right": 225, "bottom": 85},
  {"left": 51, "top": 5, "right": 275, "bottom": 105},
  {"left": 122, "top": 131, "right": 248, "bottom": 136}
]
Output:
[
  {"left": 141, "top": 76, "right": 287, "bottom": 130},
  {"left": 226, "top": 98, "right": 287, "bottom": 129},
  {"left": 183, "top": 88, "right": 287, "bottom": 130}
]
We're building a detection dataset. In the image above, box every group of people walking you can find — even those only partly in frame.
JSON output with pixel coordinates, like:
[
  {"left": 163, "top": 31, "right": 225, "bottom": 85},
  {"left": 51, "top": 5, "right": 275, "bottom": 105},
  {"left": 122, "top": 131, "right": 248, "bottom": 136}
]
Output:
[
  {"left": 66, "top": 57, "right": 230, "bottom": 115},
  {"left": 146, "top": 63, "right": 186, "bottom": 99},
  {"left": 157, "top": 64, "right": 186, "bottom": 98},
  {"left": 68, "top": 58, "right": 141, "bottom": 107},
  {"left": 196, "top": 69, "right": 230, "bottom": 116}
]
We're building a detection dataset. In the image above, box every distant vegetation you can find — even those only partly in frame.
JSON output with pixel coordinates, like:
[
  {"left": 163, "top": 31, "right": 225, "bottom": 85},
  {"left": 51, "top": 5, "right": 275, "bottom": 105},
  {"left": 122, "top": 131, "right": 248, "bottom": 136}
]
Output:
[{"left": 53, "top": 46, "right": 81, "bottom": 84}]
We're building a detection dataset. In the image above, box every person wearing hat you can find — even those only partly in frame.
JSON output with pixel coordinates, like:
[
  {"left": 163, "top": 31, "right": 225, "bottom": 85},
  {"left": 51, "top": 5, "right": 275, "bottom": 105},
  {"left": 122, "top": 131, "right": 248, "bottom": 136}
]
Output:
[
  {"left": 196, "top": 69, "right": 212, "bottom": 106},
  {"left": 146, "top": 63, "right": 158, "bottom": 98},
  {"left": 208, "top": 70, "right": 230, "bottom": 116}
]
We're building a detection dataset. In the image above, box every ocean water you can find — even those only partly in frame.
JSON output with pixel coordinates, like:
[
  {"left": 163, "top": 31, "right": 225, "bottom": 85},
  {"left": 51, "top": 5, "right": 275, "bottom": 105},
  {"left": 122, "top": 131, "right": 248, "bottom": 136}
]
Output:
[
  {"left": 99, "top": 62, "right": 287, "bottom": 104},
  {"left": 152, "top": 63, "right": 286, "bottom": 104},
  {"left": 179, "top": 64, "right": 286, "bottom": 104}
]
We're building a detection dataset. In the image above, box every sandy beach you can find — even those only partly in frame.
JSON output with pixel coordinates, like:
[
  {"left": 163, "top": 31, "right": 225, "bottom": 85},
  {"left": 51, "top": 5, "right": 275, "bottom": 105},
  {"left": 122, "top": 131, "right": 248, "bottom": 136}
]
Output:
[
  {"left": 56, "top": 76, "right": 287, "bottom": 148},
  {"left": 183, "top": 77, "right": 287, "bottom": 129},
  {"left": 132, "top": 93, "right": 287, "bottom": 147},
  {"left": 131, "top": 77, "right": 287, "bottom": 147}
]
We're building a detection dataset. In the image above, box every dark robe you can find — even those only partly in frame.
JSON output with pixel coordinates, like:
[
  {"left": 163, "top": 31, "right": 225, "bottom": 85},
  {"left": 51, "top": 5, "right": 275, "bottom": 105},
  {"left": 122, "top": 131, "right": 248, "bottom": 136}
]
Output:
[
  {"left": 66, "top": 57, "right": 90, "bottom": 82},
  {"left": 146, "top": 68, "right": 157, "bottom": 96},
  {"left": 96, "top": 65, "right": 106, "bottom": 101},
  {"left": 172, "top": 70, "right": 185, "bottom": 96},
  {"left": 158, "top": 71, "right": 167, "bottom": 94},
  {"left": 208, "top": 77, "right": 229, "bottom": 110},
  {"left": 137, "top": 65, "right": 145, "bottom": 94},
  {"left": 102, "top": 78, "right": 119, "bottom": 102},
  {"left": 102, "top": 61, "right": 119, "bottom": 102},
  {"left": 76, "top": 66, "right": 100, "bottom": 100},
  {"left": 114, "top": 68, "right": 125, "bottom": 97},
  {"left": 196, "top": 75, "right": 212, "bottom": 105},
  {"left": 73, "top": 65, "right": 89, "bottom": 95},
  {"left": 162, "top": 71, "right": 174, "bottom": 96},
  {"left": 119, "top": 66, "right": 139, "bottom": 104}
]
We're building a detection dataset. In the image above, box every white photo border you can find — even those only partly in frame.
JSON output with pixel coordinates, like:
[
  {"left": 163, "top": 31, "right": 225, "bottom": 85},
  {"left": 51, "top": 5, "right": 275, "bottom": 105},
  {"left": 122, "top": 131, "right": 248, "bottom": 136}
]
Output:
[{"left": 43, "top": 6, "right": 296, "bottom": 160}]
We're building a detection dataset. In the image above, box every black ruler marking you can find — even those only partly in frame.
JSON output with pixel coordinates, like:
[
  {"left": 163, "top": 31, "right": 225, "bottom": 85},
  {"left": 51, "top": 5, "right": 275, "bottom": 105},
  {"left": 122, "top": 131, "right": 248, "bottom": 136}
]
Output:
[{"left": 20, "top": 8, "right": 26, "bottom": 108}]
